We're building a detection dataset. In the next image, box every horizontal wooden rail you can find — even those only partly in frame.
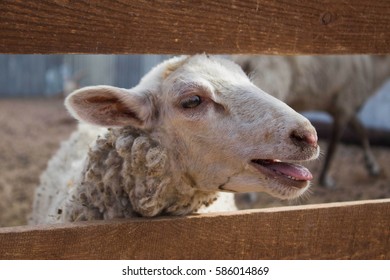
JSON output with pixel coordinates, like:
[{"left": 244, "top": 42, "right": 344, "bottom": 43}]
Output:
[
  {"left": 1, "top": 0, "right": 390, "bottom": 54},
  {"left": 0, "top": 199, "right": 389, "bottom": 260}
]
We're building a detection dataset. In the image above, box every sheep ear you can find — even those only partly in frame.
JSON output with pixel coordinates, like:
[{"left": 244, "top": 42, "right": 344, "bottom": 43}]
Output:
[{"left": 65, "top": 85, "right": 154, "bottom": 129}]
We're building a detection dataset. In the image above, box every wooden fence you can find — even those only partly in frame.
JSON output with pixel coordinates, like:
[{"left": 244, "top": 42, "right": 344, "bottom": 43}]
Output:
[{"left": 0, "top": 0, "right": 389, "bottom": 259}]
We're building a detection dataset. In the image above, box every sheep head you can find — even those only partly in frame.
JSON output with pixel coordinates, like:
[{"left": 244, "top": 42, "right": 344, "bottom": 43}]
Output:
[{"left": 66, "top": 55, "right": 319, "bottom": 203}]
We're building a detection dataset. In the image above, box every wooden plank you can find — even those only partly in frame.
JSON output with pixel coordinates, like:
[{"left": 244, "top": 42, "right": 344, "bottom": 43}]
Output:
[
  {"left": 0, "top": 199, "right": 389, "bottom": 260},
  {"left": 1, "top": 0, "right": 390, "bottom": 54}
]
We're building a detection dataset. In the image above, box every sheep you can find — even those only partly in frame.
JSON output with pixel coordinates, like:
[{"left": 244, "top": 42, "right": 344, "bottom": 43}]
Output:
[
  {"left": 233, "top": 55, "right": 390, "bottom": 187},
  {"left": 30, "top": 54, "right": 319, "bottom": 224}
]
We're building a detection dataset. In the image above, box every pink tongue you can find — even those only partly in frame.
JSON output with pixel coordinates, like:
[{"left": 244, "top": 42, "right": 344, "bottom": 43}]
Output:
[{"left": 265, "top": 161, "right": 313, "bottom": 181}]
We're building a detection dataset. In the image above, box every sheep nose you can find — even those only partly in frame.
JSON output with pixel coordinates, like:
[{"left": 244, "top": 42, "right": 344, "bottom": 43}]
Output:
[{"left": 290, "top": 128, "right": 318, "bottom": 148}]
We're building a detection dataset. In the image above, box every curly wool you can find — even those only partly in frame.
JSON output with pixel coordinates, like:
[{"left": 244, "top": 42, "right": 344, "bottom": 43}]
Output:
[{"left": 31, "top": 125, "right": 221, "bottom": 224}]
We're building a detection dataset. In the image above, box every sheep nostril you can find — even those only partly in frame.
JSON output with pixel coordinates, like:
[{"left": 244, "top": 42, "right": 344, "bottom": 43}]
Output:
[{"left": 290, "top": 130, "right": 318, "bottom": 148}]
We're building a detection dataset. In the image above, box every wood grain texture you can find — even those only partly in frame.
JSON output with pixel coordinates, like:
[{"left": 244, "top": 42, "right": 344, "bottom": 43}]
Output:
[
  {"left": 0, "top": 0, "right": 390, "bottom": 54},
  {"left": 0, "top": 199, "right": 389, "bottom": 260}
]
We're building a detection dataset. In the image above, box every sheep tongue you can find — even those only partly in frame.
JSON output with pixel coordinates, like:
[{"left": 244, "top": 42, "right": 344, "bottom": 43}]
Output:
[{"left": 264, "top": 161, "right": 313, "bottom": 181}]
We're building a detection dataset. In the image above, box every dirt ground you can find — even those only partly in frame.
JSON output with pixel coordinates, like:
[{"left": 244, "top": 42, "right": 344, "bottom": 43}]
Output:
[
  {"left": 0, "top": 98, "right": 77, "bottom": 227},
  {"left": 0, "top": 98, "right": 389, "bottom": 227}
]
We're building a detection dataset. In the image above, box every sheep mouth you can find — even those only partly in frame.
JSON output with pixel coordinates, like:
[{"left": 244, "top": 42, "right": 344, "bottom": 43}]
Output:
[{"left": 250, "top": 159, "right": 313, "bottom": 189}]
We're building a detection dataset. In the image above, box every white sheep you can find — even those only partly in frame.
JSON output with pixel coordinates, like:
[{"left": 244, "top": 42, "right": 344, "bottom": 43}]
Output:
[
  {"left": 31, "top": 54, "right": 319, "bottom": 224},
  {"left": 234, "top": 55, "right": 390, "bottom": 187}
]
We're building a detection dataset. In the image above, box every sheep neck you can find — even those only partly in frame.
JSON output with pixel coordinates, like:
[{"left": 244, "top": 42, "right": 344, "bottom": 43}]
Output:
[{"left": 65, "top": 127, "right": 218, "bottom": 221}]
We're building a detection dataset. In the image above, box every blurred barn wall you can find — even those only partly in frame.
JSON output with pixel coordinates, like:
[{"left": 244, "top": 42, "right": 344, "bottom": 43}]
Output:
[
  {"left": 0, "top": 55, "right": 63, "bottom": 97},
  {"left": 0, "top": 54, "right": 170, "bottom": 97}
]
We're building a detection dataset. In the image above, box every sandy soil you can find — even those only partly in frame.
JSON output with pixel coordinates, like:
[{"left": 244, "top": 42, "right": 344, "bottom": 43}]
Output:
[
  {"left": 0, "top": 98, "right": 77, "bottom": 227},
  {"left": 0, "top": 98, "right": 389, "bottom": 227}
]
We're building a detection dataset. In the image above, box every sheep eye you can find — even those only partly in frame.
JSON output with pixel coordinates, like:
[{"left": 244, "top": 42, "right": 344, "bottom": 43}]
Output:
[{"left": 181, "top": 95, "right": 202, "bottom": 109}]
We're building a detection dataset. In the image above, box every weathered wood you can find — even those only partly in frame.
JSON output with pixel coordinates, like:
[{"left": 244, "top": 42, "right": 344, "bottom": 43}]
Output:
[
  {"left": 0, "top": 0, "right": 389, "bottom": 261},
  {"left": 1, "top": 0, "right": 390, "bottom": 54},
  {"left": 0, "top": 199, "right": 389, "bottom": 260}
]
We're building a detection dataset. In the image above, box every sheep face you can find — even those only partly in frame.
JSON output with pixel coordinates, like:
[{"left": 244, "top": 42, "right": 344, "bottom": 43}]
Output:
[
  {"left": 66, "top": 55, "right": 319, "bottom": 200},
  {"left": 159, "top": 55, "right": 319, "bottom": 199}
]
